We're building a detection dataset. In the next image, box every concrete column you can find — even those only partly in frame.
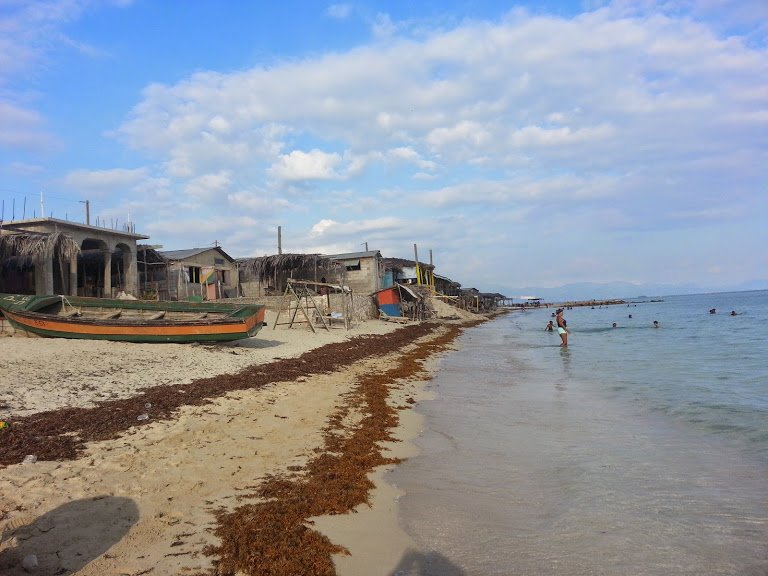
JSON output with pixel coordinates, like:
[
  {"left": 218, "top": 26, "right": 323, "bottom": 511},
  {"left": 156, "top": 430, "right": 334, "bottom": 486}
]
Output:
[
  {"left": 69, "top": 257, "right": 78, "bottom": 296},
  {"left": 35, "top": 256, "right": 55, "bottom": 295},
  {"left": 103, "top": 250, "right": 112, "bottom": 298},
  {"left": 125, "top": 249, "right": 138, "bottom": 296}
]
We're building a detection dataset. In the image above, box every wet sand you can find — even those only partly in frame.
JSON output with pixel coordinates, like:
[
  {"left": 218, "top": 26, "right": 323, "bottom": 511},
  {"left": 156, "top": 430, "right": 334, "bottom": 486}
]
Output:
[{"left": 0, "top": 309, "right": 477, "bottom": 575}]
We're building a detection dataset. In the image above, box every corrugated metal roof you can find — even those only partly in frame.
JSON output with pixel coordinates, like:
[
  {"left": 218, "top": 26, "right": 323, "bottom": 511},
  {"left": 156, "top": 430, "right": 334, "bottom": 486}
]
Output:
[
  {"left": 324, "top": 250, "right": 381, "bottom": 260},
  {"left": 159, "top": 246, "right": 235, "bottom": 262},
  {"left": 398, "top": 283, "right": 420, "bottom": 299}
]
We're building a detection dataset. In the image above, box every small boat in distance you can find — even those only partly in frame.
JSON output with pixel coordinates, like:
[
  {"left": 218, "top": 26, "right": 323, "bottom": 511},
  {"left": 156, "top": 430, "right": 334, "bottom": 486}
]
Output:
[{"left": 0, "top": 293, "right": 266, "bottom": 343}]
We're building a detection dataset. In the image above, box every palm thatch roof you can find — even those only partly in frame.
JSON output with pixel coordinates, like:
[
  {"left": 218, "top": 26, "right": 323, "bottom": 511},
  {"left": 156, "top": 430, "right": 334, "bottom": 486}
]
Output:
[
  {"left": 382, "top": 257, "right": 435, "bottom": 272},
  {"left": 238, "top": 253, "right": 340, "bottom": 279},
  {"left": 0, "top": 230, "right": 80, "bottom": 262}
]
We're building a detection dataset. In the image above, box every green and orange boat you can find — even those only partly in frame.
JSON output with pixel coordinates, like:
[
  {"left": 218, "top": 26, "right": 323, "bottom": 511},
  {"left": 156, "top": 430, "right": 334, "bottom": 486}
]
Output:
[{"left": 0, "top": 293, "right": 266, "bottom": 343}]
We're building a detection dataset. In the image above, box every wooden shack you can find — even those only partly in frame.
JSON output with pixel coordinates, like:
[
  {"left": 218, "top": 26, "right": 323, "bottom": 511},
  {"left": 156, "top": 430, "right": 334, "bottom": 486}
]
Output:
[{"left": 159, "top": 247, "right": 238, "bottom": 301}]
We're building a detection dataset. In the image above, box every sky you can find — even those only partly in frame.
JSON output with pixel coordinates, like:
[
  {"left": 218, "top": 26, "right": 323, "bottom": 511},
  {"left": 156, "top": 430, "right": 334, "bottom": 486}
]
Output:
[{"left": 1, "top": 0, "right": 767, "bottom": 296}]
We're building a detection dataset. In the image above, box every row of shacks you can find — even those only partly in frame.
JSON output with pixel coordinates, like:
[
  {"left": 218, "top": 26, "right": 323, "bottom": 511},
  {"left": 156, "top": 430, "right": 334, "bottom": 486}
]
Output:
[
  {"left": 137, "top": 246, "right": 505, "bottom": 317},
  {"left": 0, "top": 218, "right": 506, "bottom": 319}
]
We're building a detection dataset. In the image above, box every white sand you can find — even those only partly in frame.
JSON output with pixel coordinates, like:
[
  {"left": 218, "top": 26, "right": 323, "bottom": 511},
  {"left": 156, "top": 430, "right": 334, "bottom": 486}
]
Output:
[{"left": 0, "top": 310, "right": 399, "bottom": 418}]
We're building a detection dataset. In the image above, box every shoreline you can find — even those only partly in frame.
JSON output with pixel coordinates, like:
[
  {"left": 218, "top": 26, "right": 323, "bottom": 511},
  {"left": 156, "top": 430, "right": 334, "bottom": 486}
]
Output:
[{"left": 0, "top": 311, "right": 484, "bottom": 575}]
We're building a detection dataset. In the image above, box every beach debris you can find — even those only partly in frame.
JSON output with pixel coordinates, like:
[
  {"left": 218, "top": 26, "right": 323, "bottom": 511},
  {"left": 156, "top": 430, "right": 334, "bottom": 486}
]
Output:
[
  {"left": 136, "top": 414, "right": 149, "bottom": 421},
  {"left": 21, "top": 454, "right": 37, "bottom": 465},
  {"left": 21, "top": 553, "right": 38, "bottom": 572},
  {"left": 0, "top": 420, "right": 8, "bottom": 430}
]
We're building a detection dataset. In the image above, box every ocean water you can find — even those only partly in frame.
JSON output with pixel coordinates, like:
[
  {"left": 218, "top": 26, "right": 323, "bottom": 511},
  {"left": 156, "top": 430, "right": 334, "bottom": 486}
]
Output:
[{"left": 390, "top": 290, "right": 768, "bottom": 576}]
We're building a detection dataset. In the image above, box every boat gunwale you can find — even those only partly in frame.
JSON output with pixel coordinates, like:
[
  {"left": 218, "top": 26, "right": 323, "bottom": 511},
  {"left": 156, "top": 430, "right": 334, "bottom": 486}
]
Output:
[
  {"left": 8, "top": 308, "right": 252, "bottom": 328},
  {"left": 0, "top": 293, "right": 265, "bottom": 342}
]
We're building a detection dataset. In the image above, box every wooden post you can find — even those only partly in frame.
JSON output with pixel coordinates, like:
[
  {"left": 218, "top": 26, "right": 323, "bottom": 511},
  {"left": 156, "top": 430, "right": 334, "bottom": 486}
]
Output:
[{"left": 413, "top": 243, "right": 420, "bottom": 285}]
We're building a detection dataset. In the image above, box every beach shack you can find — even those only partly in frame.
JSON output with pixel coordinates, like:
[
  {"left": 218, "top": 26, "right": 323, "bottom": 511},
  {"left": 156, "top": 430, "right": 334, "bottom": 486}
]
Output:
[
  {"left": 434, "top": 273, "right": 461, "bottom": 296},
  {"left": 373, "top": 283, "right": 423, "bottom": 319},
  {"left": 159, "top": 246, "right": 238, "bottom": 301},
  {"left": 375, "top": 286, "right": 402, "bottom": 317},
  {"left": 382, "top": 257, "right": 435, "bottom": 288},
  {"left": 237, "top": 253, "right": 339, "bottom": 297},
  {"left": 325, "top": 250, "right": 383, "bottom": 294}
]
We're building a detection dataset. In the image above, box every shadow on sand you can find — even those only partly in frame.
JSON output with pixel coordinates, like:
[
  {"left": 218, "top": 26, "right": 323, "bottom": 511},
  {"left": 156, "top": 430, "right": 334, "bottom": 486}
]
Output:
[
  {"left": 0, "top": 495, "right": 138, "bottom": 575},
  {"left": 390, "top": 549, "right": 466, "bottom": 576},
  {"left": 227, "top": 336, "right": 285, "bottom": 349}
]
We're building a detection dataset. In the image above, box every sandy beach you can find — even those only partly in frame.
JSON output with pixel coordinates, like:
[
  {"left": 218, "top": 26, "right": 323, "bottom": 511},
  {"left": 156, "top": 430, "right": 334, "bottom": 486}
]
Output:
[{"left": 0, "top": 307, "right": 478, "bottom": 575}]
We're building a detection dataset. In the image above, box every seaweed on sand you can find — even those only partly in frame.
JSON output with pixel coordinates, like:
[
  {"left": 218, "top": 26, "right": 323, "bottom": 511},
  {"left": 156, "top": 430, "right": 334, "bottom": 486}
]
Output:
[{"left": 203, "top": 324, "right": 464, "bottom": 576}]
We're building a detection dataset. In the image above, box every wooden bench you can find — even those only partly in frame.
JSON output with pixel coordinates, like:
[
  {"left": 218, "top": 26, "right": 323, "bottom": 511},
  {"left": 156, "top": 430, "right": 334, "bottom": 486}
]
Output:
[{"left": 379, "top": 310, "right": 409, "bottom": 324}]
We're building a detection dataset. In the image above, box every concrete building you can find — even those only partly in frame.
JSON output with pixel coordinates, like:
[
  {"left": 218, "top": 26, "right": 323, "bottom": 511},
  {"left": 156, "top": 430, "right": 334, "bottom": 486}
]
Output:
[
  {"left": 1, "top": 218, "right": 148, "bottom": 296},
  {"left": 325, "top": 250, "right": 383, "bottom": 294}
]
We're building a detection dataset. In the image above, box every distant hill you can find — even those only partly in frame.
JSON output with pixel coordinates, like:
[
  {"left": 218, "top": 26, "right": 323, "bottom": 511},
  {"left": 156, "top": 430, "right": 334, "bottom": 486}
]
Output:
[{"left": 493, "top": 279, "right": 768, "bottom": 303}]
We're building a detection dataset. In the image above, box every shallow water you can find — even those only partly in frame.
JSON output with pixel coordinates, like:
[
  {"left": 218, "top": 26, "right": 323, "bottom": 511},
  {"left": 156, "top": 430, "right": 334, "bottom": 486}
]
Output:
[{"left": 391, "top": 290, "right": 768, "bottom": 575}]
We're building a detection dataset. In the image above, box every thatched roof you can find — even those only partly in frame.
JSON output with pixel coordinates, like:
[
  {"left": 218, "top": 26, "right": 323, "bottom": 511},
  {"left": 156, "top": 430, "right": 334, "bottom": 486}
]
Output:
[
  {"left": 0, "top": 230, "right": 80, "bottom": 262},
  {"left": 238, "top": 253, "right": 340, "bottom": 279},
  {"left": 382, "top": 257, "right": 435, "bottom": 272}
]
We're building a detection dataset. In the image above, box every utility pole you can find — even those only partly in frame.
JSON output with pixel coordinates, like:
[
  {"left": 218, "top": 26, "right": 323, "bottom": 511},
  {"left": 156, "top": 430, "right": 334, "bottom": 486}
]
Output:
[
  {"left": 362, "top": 242, "right": 368, "bottom": 251},
  {"left": 277, "top": 225, "right": 282, "bottom": 254},
  {"left": 80, "top": 200, "right": 90, "bottom": 225}
]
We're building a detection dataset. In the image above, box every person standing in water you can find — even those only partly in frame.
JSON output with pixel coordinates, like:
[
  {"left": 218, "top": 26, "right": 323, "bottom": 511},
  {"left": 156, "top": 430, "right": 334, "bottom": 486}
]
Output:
[
  {"left": 556, "top": 308, "right": 570, "bottom": 347},
  {"left": 545, "top": 320, "right": 555, "bottom": 332}
]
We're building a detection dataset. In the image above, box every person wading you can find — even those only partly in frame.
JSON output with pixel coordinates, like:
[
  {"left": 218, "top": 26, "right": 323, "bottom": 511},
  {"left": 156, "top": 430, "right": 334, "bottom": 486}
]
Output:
[{"left": 556, "top": 308, "right": 570, "bottom": 347}]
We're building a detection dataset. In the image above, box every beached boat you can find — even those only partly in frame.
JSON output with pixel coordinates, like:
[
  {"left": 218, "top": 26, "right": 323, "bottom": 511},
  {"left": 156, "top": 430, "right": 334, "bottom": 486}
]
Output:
[{"left": 0, "top": 293, "right": 266, "bottom": 343}]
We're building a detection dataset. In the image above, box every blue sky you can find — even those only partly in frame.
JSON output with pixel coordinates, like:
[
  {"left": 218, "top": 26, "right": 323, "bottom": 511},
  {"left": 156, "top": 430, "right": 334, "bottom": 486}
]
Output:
[{"left": 1, "top": 0, "right": 766, "bottom": 295}]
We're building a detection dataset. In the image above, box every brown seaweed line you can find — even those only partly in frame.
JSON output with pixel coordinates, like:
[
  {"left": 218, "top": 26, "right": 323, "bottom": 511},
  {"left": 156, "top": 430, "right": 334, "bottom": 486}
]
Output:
[
  {"left": 0, "top": 322, "right": 448, "bottom": 466},
  {"left": 201, "top": 323, "right": 468, "bottom": 576}
]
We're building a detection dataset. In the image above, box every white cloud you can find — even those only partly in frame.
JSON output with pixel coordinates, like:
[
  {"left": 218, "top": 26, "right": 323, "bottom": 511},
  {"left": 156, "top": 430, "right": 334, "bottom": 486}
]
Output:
[
  {"left": 184, "top": 171, "right": 232, "bottom": 200},
  {"left": 508, "top": 124, "right": 615, "bottom": 148},
  {"left": 61, "top": 167, "right": 148, "bottom": 190},
  {"left": 426, "top": 121, "right": 491, "bottom": 149},
  {"left": 208, "top": 115, "right": 232, "bottom": 134},
  {"left": 228, "top": 190, "right": 296, "bottom": 212},
  {"left": 0, "top": 101, "right": 56, "bottom": 150},
  {"left": 310, "top": 216, "right": 407, "bottom": 238},
  {"left": 7, "top": 161, "right": 45, "bottom": 175},
  {"left": 310, "top": 219, "right": 338, "bottom": 237},
  {"left": 326, "top": 4, "right": 352, "bottom": 20},
  {"left": 268, "top": 149, "right": 343, "bottom": 182}
]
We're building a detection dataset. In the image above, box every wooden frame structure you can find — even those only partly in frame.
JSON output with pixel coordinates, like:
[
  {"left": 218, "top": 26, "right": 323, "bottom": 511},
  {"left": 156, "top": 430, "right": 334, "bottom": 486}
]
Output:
[{"left": 273, "top": 280, "right": 352, "bottom": 332}]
